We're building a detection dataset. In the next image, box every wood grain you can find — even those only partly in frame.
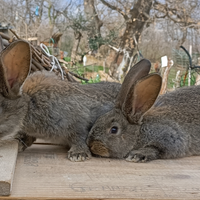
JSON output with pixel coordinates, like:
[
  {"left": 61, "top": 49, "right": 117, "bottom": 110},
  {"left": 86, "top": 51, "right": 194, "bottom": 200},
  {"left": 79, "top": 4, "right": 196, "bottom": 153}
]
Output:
[
  {"left": 1, "top": 144, "right": 200, "bottom": 199},
  {"left": 0, "top": 141, "right": 18, "bottom": 196}
]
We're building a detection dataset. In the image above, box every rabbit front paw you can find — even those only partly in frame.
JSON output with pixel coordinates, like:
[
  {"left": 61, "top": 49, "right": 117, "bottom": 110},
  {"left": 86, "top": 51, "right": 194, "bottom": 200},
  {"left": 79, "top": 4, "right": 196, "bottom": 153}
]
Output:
[
  {"left": 16, "top": 133, "right": 36, "bottom": 152},
  {"left": 125, "top": 147, "right": 159, "bottom": 163},
  {"left": 67, "top": 145, "right": 91, "bottom": 162}
]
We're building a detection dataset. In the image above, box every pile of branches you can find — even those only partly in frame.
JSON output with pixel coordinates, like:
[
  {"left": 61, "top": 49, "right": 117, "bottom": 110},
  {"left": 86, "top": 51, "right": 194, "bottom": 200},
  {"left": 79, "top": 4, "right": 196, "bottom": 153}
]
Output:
[{"left": 0, "top": 30, "right": 88, "bottom": 82}]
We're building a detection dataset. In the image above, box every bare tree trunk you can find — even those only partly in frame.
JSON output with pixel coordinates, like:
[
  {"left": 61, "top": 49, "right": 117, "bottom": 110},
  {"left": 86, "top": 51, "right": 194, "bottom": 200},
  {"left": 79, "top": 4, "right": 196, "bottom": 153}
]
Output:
[
  {"left": 101, "top": 0, "right": 153, "bottom": 80},
  {"left": 84, "top": 0, "right": 103, "bottom": 37},
  {"left": 48, "top": 3, "right": 59, "bottom": 38},
  {"left": 71, "top": 31, "right": 82, "bottom": 63}
]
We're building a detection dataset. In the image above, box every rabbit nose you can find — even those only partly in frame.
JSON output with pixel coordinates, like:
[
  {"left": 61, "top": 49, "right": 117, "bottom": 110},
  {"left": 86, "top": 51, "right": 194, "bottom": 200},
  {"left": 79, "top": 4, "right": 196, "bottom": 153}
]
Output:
[{"left": 89, "top": 141, "right": 110, "bottom": 157}]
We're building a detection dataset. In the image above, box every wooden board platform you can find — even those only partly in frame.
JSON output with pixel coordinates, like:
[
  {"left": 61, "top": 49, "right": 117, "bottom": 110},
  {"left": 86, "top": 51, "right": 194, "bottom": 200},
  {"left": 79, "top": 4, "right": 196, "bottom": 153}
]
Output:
[
  {"left": 0, "top": 141, "right": 18, "bottom": 196},
  {"left": 1, "top": 144, "right": 200, "bottom": 200}
]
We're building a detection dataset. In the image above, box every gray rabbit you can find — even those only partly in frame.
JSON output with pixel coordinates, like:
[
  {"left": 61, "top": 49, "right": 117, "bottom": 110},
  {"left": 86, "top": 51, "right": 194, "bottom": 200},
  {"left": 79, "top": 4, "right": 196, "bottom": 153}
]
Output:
[
  {"left": 0, "top": 40, "right": 121, "bottom": 161},
  {"left": 87, "top": 59, "right": 200, "bottom": 162}
]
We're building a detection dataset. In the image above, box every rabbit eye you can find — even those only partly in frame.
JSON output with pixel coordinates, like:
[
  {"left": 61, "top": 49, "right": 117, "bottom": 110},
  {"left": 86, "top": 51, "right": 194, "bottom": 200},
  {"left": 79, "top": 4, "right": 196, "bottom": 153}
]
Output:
[{"left": 110, "top": 126, "right": 118, "bottom": 134}]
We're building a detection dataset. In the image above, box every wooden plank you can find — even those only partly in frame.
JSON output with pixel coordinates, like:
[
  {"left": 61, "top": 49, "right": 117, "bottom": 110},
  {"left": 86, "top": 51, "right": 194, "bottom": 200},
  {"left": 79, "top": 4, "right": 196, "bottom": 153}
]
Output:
[
  {"left": 1, "top": 144, "right": 200, "bottom": 200},
  {"left": 0, "top": 141, "right": 18, "bottom": 196}
]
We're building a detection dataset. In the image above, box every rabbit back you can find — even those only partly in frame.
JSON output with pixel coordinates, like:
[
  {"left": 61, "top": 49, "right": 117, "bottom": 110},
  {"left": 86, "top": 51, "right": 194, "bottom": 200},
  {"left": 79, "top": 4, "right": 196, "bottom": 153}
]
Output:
[
  {"left": 22, "top": 71, "right": 120, "bottom": 146},
  {"left": 142, "top": 85, "right": 200, "bottom": 158}
]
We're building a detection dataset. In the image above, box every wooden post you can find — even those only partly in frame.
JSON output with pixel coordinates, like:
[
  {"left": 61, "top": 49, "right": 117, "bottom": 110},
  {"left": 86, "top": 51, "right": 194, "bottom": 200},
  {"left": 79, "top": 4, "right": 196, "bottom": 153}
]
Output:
[
  {"left": 0, "top": 140, "right": 18, "bottom": 196},
  {"left": 195, "top": 74, "right": 200, "bottom": 85},
  {"left": 173, "top": 70, "right": 181, "bottom": 90},
  {"left": 159, "top": 59, "right": 173, "bottom": 95}
]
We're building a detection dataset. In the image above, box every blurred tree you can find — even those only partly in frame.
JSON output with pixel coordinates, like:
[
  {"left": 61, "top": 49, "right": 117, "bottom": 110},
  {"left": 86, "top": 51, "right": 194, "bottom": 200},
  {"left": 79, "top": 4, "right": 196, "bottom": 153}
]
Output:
[
  {"left": 84, "top": 0, "right": 103, "bottom": 38},
  {"left": 0, "top": 0, "right": 200, "bottom": 73},
  {"left": 99, "top": 0, "right": 200, "bottom": 80}
]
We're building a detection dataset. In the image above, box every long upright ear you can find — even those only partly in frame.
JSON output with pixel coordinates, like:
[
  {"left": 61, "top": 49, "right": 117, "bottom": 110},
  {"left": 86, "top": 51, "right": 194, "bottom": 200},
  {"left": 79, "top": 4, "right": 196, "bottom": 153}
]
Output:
[
  {"left": 122, "top": 74, "right": 162, "bottom": 124},
  {"left": 0, "top": 40, "right": 31, "bottom": 98},
  {"left": 115, "top": 59, "right": 151, "bottom": 109}
]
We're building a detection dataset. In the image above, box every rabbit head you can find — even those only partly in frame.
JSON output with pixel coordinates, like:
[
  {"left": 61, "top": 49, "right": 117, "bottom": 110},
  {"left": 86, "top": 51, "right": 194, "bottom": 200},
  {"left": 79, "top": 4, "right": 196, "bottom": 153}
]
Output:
[
  {"left": 0, "top": 40, "right": 31, "bottom": 140},
  {"left": 87, "top": 59, "right": 162, "bottom": 159}
]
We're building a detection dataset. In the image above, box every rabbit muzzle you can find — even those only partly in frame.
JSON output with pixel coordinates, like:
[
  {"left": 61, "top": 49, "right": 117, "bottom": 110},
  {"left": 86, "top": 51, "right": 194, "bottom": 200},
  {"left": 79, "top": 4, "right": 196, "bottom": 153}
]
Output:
[{"left": 88, "top": 140, "right": 110, "bottom": 157}]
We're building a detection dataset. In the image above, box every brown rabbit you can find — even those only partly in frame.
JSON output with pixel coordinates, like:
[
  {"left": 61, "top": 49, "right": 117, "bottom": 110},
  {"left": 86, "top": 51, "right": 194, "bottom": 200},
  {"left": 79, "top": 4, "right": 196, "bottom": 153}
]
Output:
[
  {"left": 87, "top": 59, "right": 200, "bottom": 162},
  {"left": 0, "top": 40, "right": 121, "bottom": 161}
]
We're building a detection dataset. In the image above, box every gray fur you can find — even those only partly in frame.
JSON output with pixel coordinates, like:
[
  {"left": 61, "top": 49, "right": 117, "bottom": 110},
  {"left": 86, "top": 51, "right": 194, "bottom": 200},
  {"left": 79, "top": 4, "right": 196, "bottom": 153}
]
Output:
[
  {"left": 87, "top": 59, "right": 200, "bottom": 162},
  {"left": 1, "top": 71, "right": 121, "bottom": 161},
  {"left": 0, "top": 40, "right": 121, "bottom": 162}
]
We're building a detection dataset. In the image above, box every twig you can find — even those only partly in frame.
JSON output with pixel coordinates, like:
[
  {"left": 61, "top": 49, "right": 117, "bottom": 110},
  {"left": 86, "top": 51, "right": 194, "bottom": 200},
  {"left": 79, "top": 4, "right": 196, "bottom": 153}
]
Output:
[
  {"left": 32, "top": 59, "right": 46, "bottom": 71},
  {"left": 59, "top": 59, "right": 69, "bottom": 65},
  {"left": 31, "top": 64, "right": 38, "bottom": 72},
  {"left": 9, "top": 29, "right": 20, "bottom": 39},
  {"left": 1, "top": 32, "right": 87, "bottom": 82},
  {"left": 0, "top": 32, "right": 11, "bottom": 40},
  {"left": 68, "top": 71, "right": 89, "bottom": 81}
]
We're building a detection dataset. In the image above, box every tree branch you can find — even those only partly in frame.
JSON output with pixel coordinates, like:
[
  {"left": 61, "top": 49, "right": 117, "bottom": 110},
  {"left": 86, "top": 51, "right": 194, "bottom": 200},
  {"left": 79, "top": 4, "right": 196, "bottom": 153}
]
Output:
[
  {"left": 99, "top": 0, "right": 129, "bottom": 20},
  {"left": 154, "top": 0, "right": 197, "bottom": 27}
]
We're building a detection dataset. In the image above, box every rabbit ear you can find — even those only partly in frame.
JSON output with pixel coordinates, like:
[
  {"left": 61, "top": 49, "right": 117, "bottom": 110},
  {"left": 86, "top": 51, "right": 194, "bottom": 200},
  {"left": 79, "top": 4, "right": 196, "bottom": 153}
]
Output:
[
  {"left": 0, "top": 40, "right": 31, "bottom": 98},
  {"left": 122, "top": 74, "right": 162, "bottom": 124},
  {"left": 116, "top": 59, "right": 151, "bottom": 109}
]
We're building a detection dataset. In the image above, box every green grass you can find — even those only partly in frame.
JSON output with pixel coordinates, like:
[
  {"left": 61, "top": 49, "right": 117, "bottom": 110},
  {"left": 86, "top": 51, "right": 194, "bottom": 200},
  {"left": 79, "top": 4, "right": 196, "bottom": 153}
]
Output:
[
  {"left": 167, "top": 66, "right": 197, "bottom": 89},
  {"left": 67, "top": 64, "right": 107, "bottom": 84},
  {"left": 69, "top": 65, "right": 106, "bottom": 74},
  {"left": 180, "top": 72, "right": 196, "bottom": 87},
  {"left": 64, "top": 57, "right": 71, "bottom": 62}
]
